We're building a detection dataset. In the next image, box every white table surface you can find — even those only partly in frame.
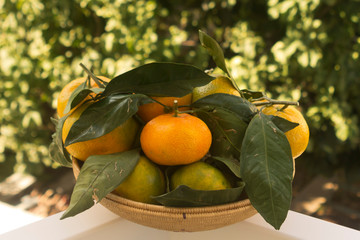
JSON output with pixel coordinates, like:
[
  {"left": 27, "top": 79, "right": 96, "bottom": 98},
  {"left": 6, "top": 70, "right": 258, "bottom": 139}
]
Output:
[
  {"left": 1, "top": 203, "right": 359, "bottom": 240},
  {"left": 0, "top": 202, "right": 42, "bottom": 235}
]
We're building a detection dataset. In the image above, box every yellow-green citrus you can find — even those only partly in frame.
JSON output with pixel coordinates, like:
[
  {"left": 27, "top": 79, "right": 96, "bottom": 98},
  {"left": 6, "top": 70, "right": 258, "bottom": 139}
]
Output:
[
  {"left": 260, "top": 105, "right": 309, "bottom": 159},
  {"left": 114, "top": 156, "right": 166, "bottom": 204},
  {"left": 170, "top": 161, "right": 232, "bottom": 191},
  {"left": 192, "top": 76, "right": 240, "bottom": 102}
]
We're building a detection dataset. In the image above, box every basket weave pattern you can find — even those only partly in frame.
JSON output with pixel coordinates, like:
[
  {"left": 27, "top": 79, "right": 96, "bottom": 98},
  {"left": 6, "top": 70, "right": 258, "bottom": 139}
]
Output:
[{"left": 72, "top": 158, "right": 257, "bottom": 232}]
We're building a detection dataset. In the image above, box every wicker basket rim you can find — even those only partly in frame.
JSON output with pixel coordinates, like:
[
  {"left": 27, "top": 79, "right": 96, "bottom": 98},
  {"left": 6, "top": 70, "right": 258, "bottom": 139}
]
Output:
[
  {"left": 72, "top": 157, "right": 253, "bottom": 214},
  {"left": 104, "top": 192, "right": 253, "bottom": 214}
]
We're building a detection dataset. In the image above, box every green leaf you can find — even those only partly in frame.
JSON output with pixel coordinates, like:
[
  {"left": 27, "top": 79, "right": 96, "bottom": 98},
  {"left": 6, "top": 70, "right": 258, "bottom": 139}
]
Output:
[
  {"left": 63, "top": 83, "right": 104, "bottom": 116},
  {"left": 49, "top": 117, "right": 72, "bottom": 168},
  {"left": 199, "top": 30, "right": 230, "bottom": 78},
  {"left": 210, "top": 156, "right": 241, "bottom": 178},
  {"left": 270, "top": 115, "right": 299, "bottom": 133},
  {"left": 240, "top": 113, "right": 293, "bottom": 230},
  {"left": 192, "top": 93, "right": 257, "bottom": 159},
  {"left": 153, "top": 183, "right": 245, "bottom": 207},
  {"left": 103, "top": 62, "right": 215, "bottom": 97},
  {"left": 192, "top": 93, "right": 257, "bottom": 123},
  {"left": 241, "top": 89, "right": 266, "bottom": 100},
  {"left": 64, "top": 94, "right": 150, "bottom": 146},
  {"left": 61, "top": 149, "right": 140, "bottom": 219},
  {"left": 196, "top": 109, "right": 247, "bottom": 159}
]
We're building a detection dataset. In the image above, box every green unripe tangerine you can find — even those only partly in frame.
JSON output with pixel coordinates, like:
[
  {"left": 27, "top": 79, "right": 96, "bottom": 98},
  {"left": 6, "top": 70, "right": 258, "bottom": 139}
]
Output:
[
  {"left": 114, "top": 156, "right": 166, "bottom": 204},
  {"left": 170, "top": 161, "right": 232, "bottom": 191}
]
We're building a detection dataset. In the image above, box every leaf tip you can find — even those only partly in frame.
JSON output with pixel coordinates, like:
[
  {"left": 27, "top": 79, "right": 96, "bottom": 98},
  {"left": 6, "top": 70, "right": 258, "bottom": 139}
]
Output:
[{"left": 60, "top": 211, "right": 69, "bottom": 220}]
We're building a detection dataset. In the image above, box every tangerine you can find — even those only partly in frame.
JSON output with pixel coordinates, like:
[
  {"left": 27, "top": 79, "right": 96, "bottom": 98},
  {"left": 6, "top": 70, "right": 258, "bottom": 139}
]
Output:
[
  {"left": 260, "top": 104, "right": 309, "bottom": 159},
  {"left": 170, "top": 161, "right": 232, "bottom": 191},
  {"left": 140, "top": 113, "right": 212, "bottom": 166},
  {"left": 137, "top": 94, "right": 192, "bottom": 122},
  {"left": 114, "top": 156, "right": 166, "bottom": 204},
  {"left": 192, "top": 76, "right": 240, "bottom": 102},
  {"left": 57, "top": 76, "right": 109, "bottom": 118},
  {"left": 62, "top": 102, "right": 139, "bottom": 161}
]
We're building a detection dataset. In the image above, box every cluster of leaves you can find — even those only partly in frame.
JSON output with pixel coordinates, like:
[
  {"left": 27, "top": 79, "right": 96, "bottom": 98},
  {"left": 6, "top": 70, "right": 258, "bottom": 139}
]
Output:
[
  {"left": 1, "top": 0, "right": 359, "bottom": 190},
  {"left": 50, "top": 31, "right": 297, "bottom": 230}
]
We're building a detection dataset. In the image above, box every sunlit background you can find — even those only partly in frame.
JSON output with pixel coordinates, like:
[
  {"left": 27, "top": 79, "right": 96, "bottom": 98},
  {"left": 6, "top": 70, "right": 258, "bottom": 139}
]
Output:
[{"left": 1, "top": 0, "right": 359, "bottom": 230}]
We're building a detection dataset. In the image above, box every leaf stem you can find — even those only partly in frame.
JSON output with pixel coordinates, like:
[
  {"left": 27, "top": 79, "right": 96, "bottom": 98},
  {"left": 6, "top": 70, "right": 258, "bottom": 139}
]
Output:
[
  {"left": 177, "top": 110, "right": 195, "bottom": 114},
  {"left": 80, "top": 63, "right": 106, "bottom": 88},
  {"left": 252, "top": 96, "right": 299, "bottom": 107},
  {"left": 149, "top": 98, "right": 173, "bottom": 113}
]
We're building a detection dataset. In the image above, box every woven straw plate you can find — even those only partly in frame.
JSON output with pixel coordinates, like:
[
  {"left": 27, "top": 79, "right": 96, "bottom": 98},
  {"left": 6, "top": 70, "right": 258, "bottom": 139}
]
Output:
[{"left": 72, "top": 158, "right": 257, "bottom": 232}]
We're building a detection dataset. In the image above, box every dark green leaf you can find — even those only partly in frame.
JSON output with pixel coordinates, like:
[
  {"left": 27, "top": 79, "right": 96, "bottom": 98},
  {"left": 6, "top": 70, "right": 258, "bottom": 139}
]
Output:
[
  {"left": 241, "top": 89, "right": 266, "bottom": 100},
  {"left": 196, "top": 109, "right": 247, "bottom": 159},
  {"left": 198, "top": 30, "right": 242, "bottom": 94},
  {"left": 270, "top": 115, "right": 299, "bottom": 133},
  {"left": 153, "top": 183, "right": 245, "bottom": 207},
  {"left": 103, "top": 62, "right": 215, "bottom": 97},
  {"left": 240, "top": 113, "right": 293, "bottom": 230},
  {"left": 62, "top": 80, "right": 87, "bottom": 116},
  {"left": 192, "top": 93, "right": 257, "bottom": 123},
  {"left": 199, "top": 30, "right": 230, "bottom": 78},
  {"left": 63, "top": 83, "right": 104, "bottom": 116},
  {"left": 164, "top": 167, "right": 178, "bottom": 193},
  {"left": 49, "top": 117, "right": 72, "bottom": 168},
  {"left": 64, "top": 94, "right": 150, "bottom": 146},
  {"left": 192, "top": 93, "right": 257, "bottom": 159},
  {"left": 61, "top": 149, "right": 140, "bottom": 219},
  {"left": 210, "top": 156, "right": 241, "bottom": 178}
]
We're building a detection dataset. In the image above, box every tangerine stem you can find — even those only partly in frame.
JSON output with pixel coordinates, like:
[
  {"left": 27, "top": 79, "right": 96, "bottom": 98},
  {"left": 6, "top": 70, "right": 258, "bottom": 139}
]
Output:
[
  {"left": 173, "top": 100, "right": 179, "bottom": 117},
  {"left": 85, "top": 74, "right": 91, "bottom": 88},
  {"left": 80, "top": 63, "right": 106, "bottom": 88}
]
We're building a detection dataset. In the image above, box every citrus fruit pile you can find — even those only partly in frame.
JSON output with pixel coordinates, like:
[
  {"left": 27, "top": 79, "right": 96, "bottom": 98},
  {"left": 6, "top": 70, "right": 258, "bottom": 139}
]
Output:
[{"left": 49, "top": 31, "right": 309, "bottom": 230}]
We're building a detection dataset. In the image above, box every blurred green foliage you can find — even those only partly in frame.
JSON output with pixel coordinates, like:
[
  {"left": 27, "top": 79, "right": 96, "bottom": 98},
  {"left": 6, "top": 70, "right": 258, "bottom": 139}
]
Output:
[{"left": 0, "top": 0, "right": 359, "bottom": 181}]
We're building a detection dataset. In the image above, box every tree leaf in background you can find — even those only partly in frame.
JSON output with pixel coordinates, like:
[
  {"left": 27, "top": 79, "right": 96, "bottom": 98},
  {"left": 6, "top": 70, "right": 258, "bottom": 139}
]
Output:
[
  {"left": 270, "top": 115, "right": 299, "bottom": 133},
  {"left": 64, "top": 94, "right": 150, "bottom": 146},
  {"left": 240, "top": 113, "right": 293, "bottom": 230},
  {"left": 49, "top": 117, "right": 72, "bottom": 168},
  {"left": 153, "top": 183, "right": 245, "bottom": 207},
  {"left": 61, "top": 149, "right": 140, "bottom": 219},
  {"left": 103, "top": 62, "right": 215, "bottom": 97}
]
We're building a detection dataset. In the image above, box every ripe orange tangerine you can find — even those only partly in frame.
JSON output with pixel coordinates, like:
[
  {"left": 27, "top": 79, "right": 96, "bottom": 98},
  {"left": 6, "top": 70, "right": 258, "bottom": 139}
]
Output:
[
  {"left": 140, "top": 113, "right": 212, "bottom": 166},
  {"left": 62, "top": 102, "right": 139, "bottom": 161},
  {"left": 137, "top": 94, "right": 192, "bottom": 122},
  {"left": 260, "top": 104, "right": 309, "bottom": 159}
]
